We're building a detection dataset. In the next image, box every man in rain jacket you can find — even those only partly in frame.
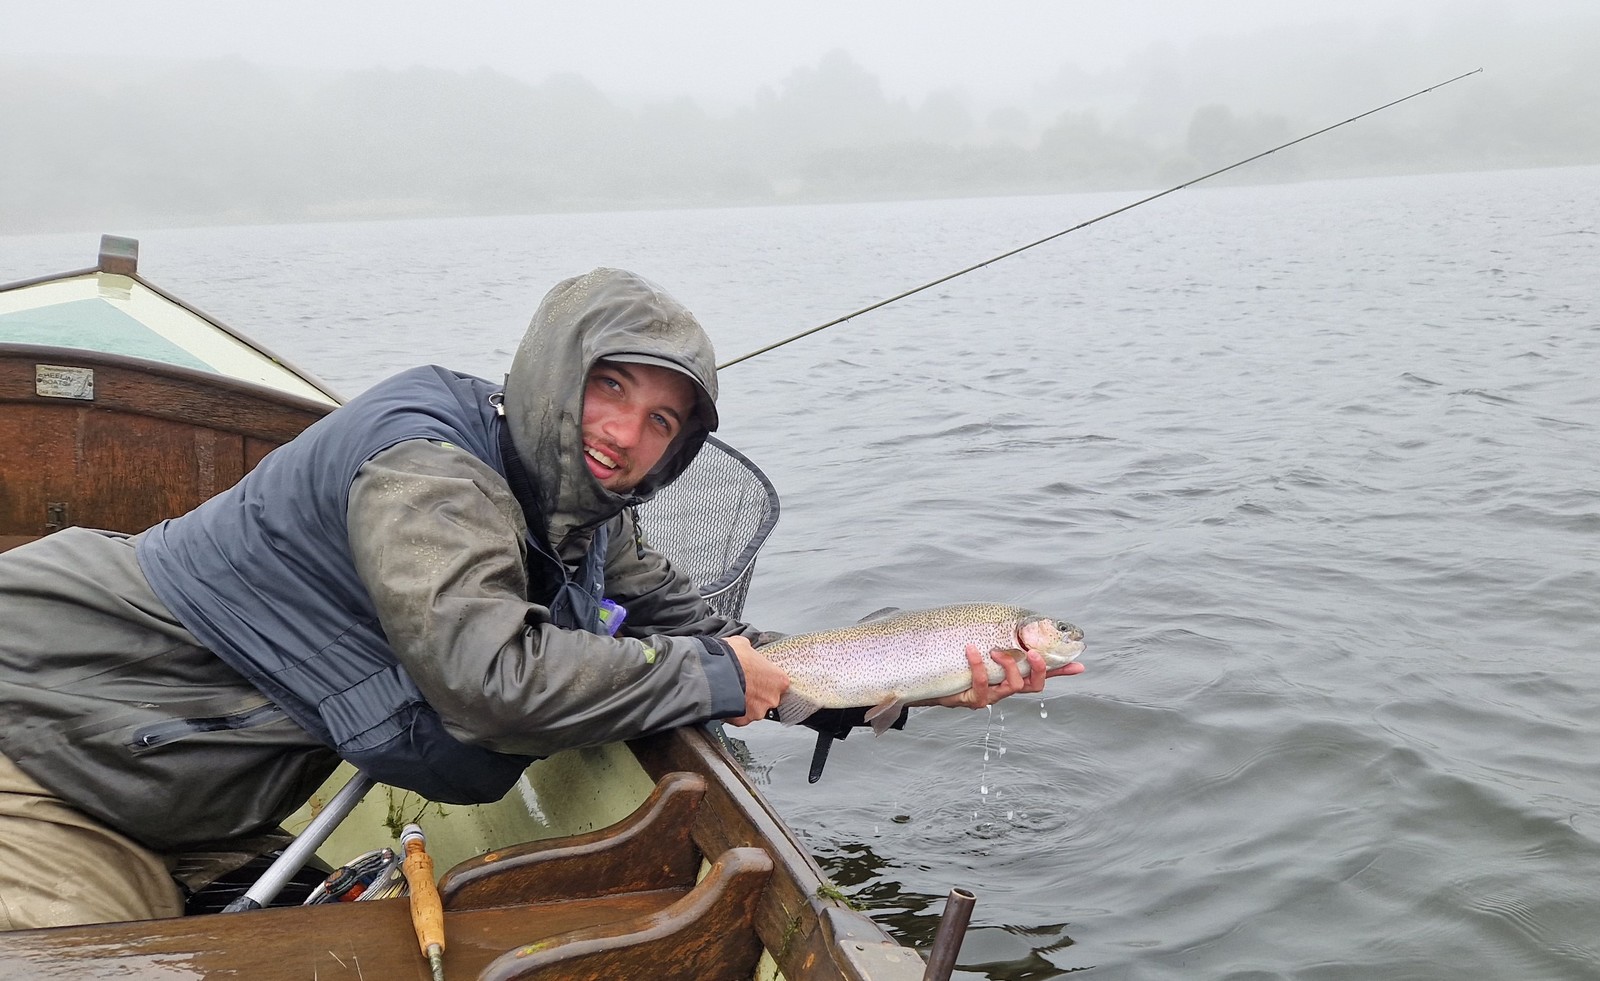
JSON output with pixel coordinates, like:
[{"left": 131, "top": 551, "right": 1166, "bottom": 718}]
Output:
[{"left": 0, "top": 267, "right": 1056, "bottom": 929}]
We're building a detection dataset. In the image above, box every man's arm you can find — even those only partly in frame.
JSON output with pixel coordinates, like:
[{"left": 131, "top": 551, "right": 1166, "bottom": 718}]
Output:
[
  {"left": 600, "top": 496, "right": 1077, "bottom": 725},
  {"left": 597, "top": 507, "right": 767, "bottom": 641},
  {"left": 599, "top": 508, "right": 788, "bottom": 724},
  {"left": 346, "top": 440, "right": 755, "bottom": 756}
]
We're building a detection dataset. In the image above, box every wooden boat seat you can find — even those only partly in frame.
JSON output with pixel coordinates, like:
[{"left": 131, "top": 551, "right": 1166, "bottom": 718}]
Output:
[
  {"left": 475, "top": 846, "right": 772, "bottom": 981},
  {"left": 0, "top": 770, "right": 775, "bottom": 980},
  {"left": 439, "top": 769, "right": 709, "bottom": 909}
]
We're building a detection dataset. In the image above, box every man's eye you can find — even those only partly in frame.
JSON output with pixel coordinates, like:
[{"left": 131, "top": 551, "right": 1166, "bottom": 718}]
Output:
[{"left": 651, "top": 413, "right": 673, "bottom": 432}]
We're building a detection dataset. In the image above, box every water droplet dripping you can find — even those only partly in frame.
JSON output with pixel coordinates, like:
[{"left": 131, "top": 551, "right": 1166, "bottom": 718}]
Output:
[
  {"left": 980, "top": 784, "right": 988, "bottom": 795},
  {"left": 1040, "top": 701, "right": 1048, "bottom": 719}
]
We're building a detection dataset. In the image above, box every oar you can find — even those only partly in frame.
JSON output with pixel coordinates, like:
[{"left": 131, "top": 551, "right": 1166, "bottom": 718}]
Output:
[{"left": 221, "top": 770, "right": 377, "bottom": 913}]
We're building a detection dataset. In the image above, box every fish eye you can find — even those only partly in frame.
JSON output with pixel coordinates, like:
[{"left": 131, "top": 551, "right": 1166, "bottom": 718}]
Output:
[{"left": 1054, "top": 621, "right": 1071, "bottom": 632}]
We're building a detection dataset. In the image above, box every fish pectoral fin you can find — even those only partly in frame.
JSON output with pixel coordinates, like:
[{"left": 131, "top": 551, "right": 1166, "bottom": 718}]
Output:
[
  {"left": 855, "top": 606, "right": 902, "bottom": 623},
  {"left": 776, "top": 691, "right": 822, "bottom": 726},
  {"left": 863, "top": 697, "right": 907, "bottom": 736}
]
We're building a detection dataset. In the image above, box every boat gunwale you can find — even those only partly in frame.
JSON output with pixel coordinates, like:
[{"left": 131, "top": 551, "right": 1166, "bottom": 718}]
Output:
[
  {"left": 633, "top": 726, "right": 925, "bottom": 981},
  {"left": 0, "top": 341, "right": 336, "bottom": 440}
]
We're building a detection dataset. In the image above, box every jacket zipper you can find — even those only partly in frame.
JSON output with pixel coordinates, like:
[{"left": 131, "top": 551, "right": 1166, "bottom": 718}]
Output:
[{"left": 128, "top": 703, "right": 288, "bottom": 752}]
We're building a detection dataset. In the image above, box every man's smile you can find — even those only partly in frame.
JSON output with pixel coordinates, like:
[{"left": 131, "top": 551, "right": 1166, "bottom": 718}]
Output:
[{"left": 584, "top": 442, "right": 623, "bottom": 478}]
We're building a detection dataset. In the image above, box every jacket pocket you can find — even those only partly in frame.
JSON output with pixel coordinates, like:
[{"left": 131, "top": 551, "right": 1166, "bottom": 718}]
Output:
[{"left": 127, "top": 702, "right": 289, "bottom": 753}]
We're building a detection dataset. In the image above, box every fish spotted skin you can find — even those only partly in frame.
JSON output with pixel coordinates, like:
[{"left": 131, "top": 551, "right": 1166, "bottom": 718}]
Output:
[{"left": 758, "top": 603, "right": 1084, "bottom": 733}]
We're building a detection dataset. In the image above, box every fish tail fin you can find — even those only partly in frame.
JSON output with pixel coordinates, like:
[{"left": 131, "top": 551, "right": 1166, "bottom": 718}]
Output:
[
  {"left": 863, "top": 697, "right": 908, "bottom": 736},
  {"left": 776, "top": 692, "right": 822, "bottom": 726}
]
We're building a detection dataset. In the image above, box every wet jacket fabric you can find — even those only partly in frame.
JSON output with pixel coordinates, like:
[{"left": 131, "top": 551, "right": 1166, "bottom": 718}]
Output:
[
  {"left": 0, "top": 528, "right": 340, "bottom": 851},
  {"left": 0, "top": 268, "right": 755, "bottom": 850},
  {"left": 140, "top": 367, "right": 531, "bottom": 803}
]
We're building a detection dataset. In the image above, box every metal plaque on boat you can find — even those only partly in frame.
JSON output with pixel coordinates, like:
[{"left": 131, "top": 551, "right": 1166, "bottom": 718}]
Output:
[{"left": 35, "top": 364, "right": 96, "bottom": 401}]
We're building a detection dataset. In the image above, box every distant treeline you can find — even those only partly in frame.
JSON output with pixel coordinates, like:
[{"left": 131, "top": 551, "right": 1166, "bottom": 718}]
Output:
[{"left": 4, "top": 26, "right": 1598, "bottom": 232}]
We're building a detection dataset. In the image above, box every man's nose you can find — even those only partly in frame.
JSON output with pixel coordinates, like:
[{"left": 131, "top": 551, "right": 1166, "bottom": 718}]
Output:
[{"left": 605, "top": 409, "right": 644, "bottom": 446}]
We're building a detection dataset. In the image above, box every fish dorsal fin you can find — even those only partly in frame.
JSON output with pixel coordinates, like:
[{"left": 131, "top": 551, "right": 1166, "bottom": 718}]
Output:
[{"left": 856, "top": 606, "right": 902, "bottom": 624}]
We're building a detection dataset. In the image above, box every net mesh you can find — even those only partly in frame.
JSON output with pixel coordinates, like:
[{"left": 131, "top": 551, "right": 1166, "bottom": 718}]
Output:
[{"left": 634, "top": 435, "right": 780, "bottom": 621}]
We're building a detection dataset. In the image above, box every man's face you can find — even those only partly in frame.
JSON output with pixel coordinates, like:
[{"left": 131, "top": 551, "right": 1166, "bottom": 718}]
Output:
[{"left": 580, "top": 360, "right": 697, "bottom": 492}]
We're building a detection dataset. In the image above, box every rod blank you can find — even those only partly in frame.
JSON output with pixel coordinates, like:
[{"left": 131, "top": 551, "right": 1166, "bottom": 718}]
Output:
[{"left": 718, "top": 69, "right": 1483, "bottom": 370}]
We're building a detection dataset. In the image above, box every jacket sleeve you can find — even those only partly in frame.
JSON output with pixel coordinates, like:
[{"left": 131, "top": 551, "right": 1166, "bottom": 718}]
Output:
[{"left": 345, "top": 440, "right": 746, "bottom": 757}]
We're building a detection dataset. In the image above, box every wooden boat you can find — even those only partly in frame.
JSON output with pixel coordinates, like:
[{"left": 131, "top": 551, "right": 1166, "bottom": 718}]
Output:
[{"left": 0, "top": 237, "right": 949, "bottom": 980}]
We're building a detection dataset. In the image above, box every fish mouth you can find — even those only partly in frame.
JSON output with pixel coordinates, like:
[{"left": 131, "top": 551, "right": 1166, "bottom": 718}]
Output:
[
  {"left": 1042, "top": 638, "right": 1085, "bottom": 669},
  {"left": 1018, "top": 615, "right": 1085, "bottom": 667}
]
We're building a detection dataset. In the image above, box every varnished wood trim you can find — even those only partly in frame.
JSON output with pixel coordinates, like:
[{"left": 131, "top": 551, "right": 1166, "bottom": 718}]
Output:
[
  {"left": 477, "top": 846, "right": 773, "bottom": 981},
  {"left": 1, "top": 344, "right": 333, "bottom": 539},
  {"left": 439, "top": 771, "right": 707, "bottom": 910},
  {"left": 629, "top": 727, "right": 926, "bottom": 981},
  {"left": 0, "top": 887, "right": 688, "bottom": 980},
  {"left": 0, "top": 344, "right": 333, "bottom": 442}
]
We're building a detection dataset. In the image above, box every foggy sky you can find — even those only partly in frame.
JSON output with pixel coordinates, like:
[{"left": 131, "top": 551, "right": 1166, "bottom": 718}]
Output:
[
  {"left": 5, "top": 0, "right": 1597, "bottom": 234},
  {"left": 6, "top": 0, "right": 1591, "bottom": 107}
]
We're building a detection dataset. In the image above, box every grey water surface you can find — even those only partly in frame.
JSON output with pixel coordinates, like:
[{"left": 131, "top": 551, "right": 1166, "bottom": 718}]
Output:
[{"left": 4, "top": 163, "right": 1597, "bottom": 979}]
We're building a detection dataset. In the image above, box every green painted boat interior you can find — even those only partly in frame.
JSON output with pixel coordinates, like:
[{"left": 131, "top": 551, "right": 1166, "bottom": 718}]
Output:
[
  {"left": 291, "top": 743, "right": 661, "bottom": 875},
  {"left": 0, "top": 270, "right": 338, "bottom": 405},
  {"left": 0, "top": 297, "right": 214, "bottom": 373}
]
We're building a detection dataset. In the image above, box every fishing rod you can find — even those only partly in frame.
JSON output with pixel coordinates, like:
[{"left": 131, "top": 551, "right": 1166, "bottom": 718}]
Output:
[{"left": 716, "top": 67, "right": 1483, "bottom": 370}]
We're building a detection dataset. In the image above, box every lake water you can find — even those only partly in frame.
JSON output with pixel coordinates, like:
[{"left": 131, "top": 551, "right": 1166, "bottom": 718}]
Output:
[{"left": 4, "top": 163, "right": 1597, "bottom": 979}]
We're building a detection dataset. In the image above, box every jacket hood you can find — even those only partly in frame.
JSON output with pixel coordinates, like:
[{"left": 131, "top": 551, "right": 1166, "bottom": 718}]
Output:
[{"left": 503, "top": 267, "right": 720, "bottom": 549}]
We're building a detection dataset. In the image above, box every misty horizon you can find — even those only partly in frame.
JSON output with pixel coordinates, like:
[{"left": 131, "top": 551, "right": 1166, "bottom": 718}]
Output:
[{"left": 4, "top": 4, "right": 1597, "bottom": 235}]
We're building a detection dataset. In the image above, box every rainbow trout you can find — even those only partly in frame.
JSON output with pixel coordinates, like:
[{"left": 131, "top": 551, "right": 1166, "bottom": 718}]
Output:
[{"left": 761, "top": 603, "right": 1085, "bottom": 733}]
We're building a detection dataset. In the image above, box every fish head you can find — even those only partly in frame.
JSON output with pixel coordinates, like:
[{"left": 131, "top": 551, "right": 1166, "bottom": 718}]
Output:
[{"left": 1016, "top": 614, "right": 1086, "bottom": 668}]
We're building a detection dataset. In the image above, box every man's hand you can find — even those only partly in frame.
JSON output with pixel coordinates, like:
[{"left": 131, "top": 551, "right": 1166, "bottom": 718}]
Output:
[
  {"left": 724, "top": 635, "right": 790, "bottom": 726},
  {"left": 915, "top": 643, "right": 1085, "bottom": 710}
]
